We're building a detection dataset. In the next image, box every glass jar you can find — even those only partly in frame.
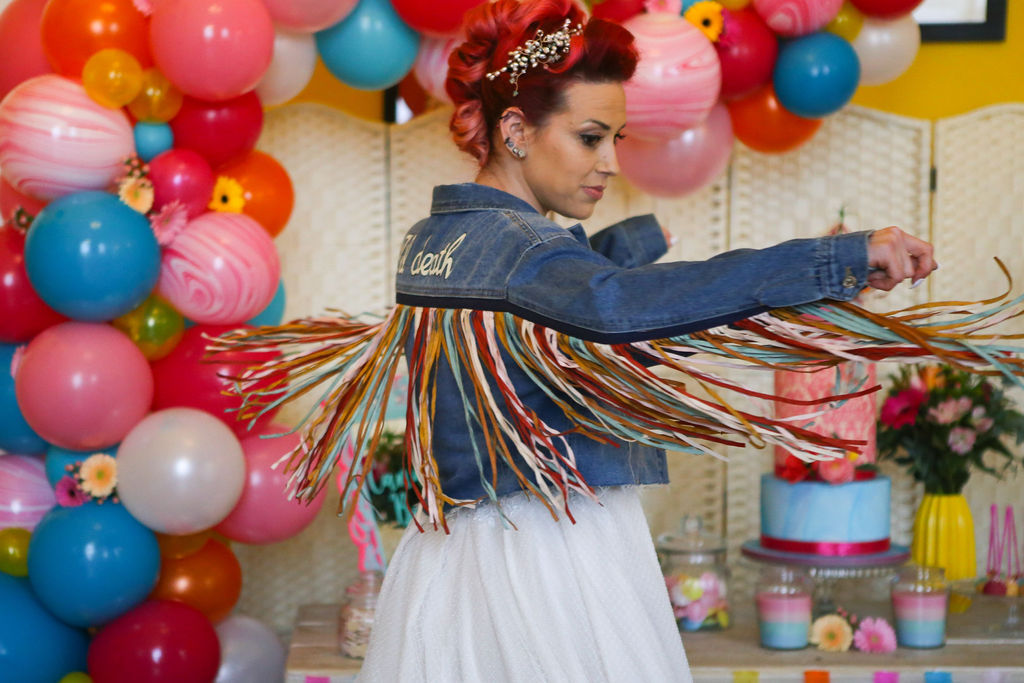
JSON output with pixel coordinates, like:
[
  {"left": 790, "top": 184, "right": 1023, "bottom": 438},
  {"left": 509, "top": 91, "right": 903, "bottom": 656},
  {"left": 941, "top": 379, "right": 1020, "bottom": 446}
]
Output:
[
  {"left": 891, "top": 565, "right": 949, "bottom": 649},
  {"left": 755, "top": 565, "right": 814, "bottom": 650},
  {"left": 338, "top": 570, "right": 383, "bottom": 658},
  {"left": 656, "top": 515, "right": 730, "bottom": 631}
]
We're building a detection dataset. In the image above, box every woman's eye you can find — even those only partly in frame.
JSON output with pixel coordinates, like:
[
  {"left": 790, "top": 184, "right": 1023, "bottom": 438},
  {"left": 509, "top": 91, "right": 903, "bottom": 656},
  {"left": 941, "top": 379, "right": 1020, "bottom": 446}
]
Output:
[{"left": 579, "top": 133, "right": 602, "bottom": 147}]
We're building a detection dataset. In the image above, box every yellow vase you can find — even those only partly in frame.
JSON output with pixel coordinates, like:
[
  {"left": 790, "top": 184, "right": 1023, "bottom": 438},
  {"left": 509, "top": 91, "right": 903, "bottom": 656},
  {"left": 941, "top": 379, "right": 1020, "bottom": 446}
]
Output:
[{"left": 911, "top": 493, "right": 976, "bottom": 581}]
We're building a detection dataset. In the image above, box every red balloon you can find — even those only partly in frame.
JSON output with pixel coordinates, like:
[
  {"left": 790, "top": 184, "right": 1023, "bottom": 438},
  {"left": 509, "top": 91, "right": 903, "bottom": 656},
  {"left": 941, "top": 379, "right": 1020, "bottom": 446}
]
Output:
[
  {"left": 0, "top": 175, "right": 46, "bottom": 223},
  {"left": 849, "top": 0, "right": 924, "bottom": 19},
  {"left": 87, "top": 600, "right": 220, "bottom": 683},
  {"left": 148, "top": 538, "right": 242, "bottom": 623},
  {"left": 147, "top": 149, "right": 215, "bottom": 219},
  {"left": 150, "top": 324, "right": 283, "bottom": 437},
  {"left": 726, "top": 83, "right": 822, "bottom": 154},
  {"left": 391, "top": 0, "right": 484, "bottom": 36},
  {"left": 591, "top": 0, "right": 646, "bottom": 23},
  {"left": 169, "top": 92, "right": 264, "bottom": 168},
  {"left": 716, "top": 9, "right": 779, "bottom": 100},
  {"left": 0, "top": 0, "right": 52, "bottom": 102},
  {"left": 0, "top": 226, "right": 65, "bottom": 343}
]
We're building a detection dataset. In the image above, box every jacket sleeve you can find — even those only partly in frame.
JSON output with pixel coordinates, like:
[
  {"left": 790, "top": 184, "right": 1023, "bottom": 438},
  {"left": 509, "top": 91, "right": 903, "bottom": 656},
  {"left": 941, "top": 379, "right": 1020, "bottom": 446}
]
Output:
[
  {"left": 504, "top": 229, "right": 871, "bottom": 343},
  {"left": 587, "top": 214, "right": 668, "bottom": 268}
]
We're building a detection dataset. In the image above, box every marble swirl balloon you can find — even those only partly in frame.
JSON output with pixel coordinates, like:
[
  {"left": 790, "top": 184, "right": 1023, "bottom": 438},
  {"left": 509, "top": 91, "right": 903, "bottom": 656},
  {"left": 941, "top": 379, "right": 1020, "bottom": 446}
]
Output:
[
  {"left": 752, "top": 0, "right": 844, "bottom": 37},
  {"left": 0, "top": 454, "right": 55, "bottom": 532},
  {"left": 0, "top": 75, "right": 134, "bottom": 201},
  {"left": 413, "top": 34, "right": 462, "bottom": 105},
  {"left": 158, "top": 212, "right": 280, "bottom": 325},
  {"left": 622, "top": 13, "right": 721, "bottom": 140}
]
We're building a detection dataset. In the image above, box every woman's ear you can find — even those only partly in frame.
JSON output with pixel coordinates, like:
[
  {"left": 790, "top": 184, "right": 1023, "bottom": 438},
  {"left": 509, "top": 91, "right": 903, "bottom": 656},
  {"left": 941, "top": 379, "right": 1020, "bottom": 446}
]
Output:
[{"left": 497, "top": 107, "right": 529, "bottom": 159}]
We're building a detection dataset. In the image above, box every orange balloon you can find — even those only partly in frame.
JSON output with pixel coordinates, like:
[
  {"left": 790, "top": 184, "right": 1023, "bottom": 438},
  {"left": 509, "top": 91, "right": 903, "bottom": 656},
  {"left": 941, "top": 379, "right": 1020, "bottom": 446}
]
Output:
[
  {"left": 726, "top": 83, "right": 823, "bottom": 154},
  {"left": 149, "top": 538, "right": 242, "bottom": 623},
  {"left": 217, "top": 151, "right": 295, "bottom": 238},
  {"left": 155, "top": 530, "right": 212, "bottom": 560},
  {"left": 40, "top": 0, "right": 151, "bottom": 78}
]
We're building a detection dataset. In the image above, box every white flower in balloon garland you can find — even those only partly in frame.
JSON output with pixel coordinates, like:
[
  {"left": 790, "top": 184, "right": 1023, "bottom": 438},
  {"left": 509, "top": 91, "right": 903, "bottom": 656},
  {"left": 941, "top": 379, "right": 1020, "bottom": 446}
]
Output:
[{"left": 56, "top": 453, "right": 120, "bottom": 507}]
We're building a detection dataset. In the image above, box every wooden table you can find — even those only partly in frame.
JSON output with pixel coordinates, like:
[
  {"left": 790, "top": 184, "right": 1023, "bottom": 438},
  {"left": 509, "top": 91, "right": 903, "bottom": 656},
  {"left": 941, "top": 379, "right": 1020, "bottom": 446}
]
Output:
[{"left": 286, "top": 600, "right": 1024, "bottom": 682}]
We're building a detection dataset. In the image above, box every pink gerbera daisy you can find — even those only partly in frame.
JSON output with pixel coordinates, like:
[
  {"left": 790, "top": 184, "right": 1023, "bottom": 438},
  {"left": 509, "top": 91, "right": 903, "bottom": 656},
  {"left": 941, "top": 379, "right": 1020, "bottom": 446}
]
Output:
[
  {"left": 56, "top": 476, "right": 91, "bottom": 507},
  {"left": 149, "top": 200, "right": 189, "bottom": 246},
  {"left": 853, "top": 616, "right": 897, "bottom": 653}
]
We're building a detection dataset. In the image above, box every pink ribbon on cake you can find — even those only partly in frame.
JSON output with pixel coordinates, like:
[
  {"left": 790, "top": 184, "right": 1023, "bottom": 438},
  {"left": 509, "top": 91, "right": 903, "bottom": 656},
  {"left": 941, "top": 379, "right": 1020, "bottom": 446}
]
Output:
[{"left": 761, "top": 535, "right": 890, "bottom": 556}]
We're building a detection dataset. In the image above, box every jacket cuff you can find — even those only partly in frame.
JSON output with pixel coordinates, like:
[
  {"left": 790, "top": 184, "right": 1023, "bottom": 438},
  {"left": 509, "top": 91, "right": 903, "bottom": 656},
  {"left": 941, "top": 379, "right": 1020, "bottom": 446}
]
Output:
[
  {"left": 588, "top": 214, "right": 668, "bottom": 268},
  {"left": 820, "top": 230, "right": 872, "bottom": 301}
]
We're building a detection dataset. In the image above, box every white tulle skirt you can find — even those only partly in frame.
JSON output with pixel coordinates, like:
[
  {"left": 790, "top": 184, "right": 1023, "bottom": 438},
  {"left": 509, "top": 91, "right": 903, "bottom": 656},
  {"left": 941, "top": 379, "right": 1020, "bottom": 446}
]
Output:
[{"left": 356, "top": 487, "right": 692, "bottom": 683}]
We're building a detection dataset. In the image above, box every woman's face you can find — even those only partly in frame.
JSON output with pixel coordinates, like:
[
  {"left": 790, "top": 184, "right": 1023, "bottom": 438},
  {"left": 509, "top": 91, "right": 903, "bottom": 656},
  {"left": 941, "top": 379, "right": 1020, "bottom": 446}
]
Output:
[{"left": 520, "top": 81, "right": 626, "bottom": 220}]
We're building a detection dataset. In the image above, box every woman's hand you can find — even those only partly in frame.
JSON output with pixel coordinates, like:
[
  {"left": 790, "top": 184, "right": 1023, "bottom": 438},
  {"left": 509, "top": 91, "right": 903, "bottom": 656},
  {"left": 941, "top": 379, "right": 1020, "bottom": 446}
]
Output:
[{"left": 866, "top": 226, "right": 937, "bottom": 291}]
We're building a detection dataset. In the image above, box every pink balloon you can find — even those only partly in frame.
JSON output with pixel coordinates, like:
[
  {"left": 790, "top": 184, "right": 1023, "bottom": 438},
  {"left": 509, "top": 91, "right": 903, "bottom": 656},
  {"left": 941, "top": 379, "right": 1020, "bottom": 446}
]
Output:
[
  {"left": 0, "top": 454, "right": 55, "bottom": 531},
  {"left": 0, "top": 175, "right": 46, "bottom": 223},
  {"left": 148, "top": 149, "right": 215, "bottom": 219},
  {"left": 262, "top": 0, "right": 359, "bottom": 32},
  {"left": 618, "top": 102, "right": 734, "bottom": 198},
  {"left": 623, "top": 13, "right": 721, "bottom": 140},
  {"left": 14, "top": 322, "right": 153, "bottom": 451},
  {"left": 158, "top": 212, "right": 280, "bottom": 325},
  {"left": 752, "top": 0, "right": 844, "bottom": 37},
  {"left": 413, "top": 35, "right": 461, "bottom": 105},
  {"left": 0, "top": 0, "right": 52, "bottom": 102},
  {"left": 0, "top": 75, "right": 134, "bottom": 201},
  {"left": 216, "top": 424, "right": 326, "bottom": 544},
  {"left": 169, "top": 93, "right": 264, "bottom": 169},
  {"left": 150, "top": 0, "right": 275, "bottom": 102}
]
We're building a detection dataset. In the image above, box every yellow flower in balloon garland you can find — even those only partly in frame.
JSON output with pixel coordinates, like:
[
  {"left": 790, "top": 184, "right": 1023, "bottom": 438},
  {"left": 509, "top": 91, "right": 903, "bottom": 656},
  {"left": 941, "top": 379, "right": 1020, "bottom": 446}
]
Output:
[
  {"left": 77, "top": 453, "right": 118, "bottom": 499},
  {"left": 209, "top": 175, "right": 246, "bottom": 214},
  {"left": 684, "top": 1, "right": 725, "bottom": 43}
]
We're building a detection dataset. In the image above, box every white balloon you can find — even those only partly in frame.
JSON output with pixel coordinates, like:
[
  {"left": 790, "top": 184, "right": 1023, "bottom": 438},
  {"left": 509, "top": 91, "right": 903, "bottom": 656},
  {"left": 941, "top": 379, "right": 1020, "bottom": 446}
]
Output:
[
  {"left": 256, "top": 28, "right": 318, "bottom": 107},
  {"left": 117, "top": 408, "right": 246, "bottom": 534},
  {"left": 215, "top": 615, "right": 287, "bottom": 683},
  {"left": 852, "top": 15, "right": 921, "bottom": 86}
]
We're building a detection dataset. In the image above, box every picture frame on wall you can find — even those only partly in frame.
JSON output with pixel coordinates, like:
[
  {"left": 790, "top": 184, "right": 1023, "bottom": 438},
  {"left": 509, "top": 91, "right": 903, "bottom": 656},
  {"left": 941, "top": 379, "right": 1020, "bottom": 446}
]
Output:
[{"left": 913, "top": 0, "right": 1008, "bottom": 42}]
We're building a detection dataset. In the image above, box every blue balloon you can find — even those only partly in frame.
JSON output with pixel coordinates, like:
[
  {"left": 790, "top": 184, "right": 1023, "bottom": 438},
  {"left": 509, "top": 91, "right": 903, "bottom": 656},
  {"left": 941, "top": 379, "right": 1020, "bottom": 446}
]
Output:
[
  {"left": 316, "top": 0, "right": 421, "bottom": 91},
  {"left": 25, "top": 191, "right": 161, "bottom": 322},
  {"left": 0, "top": 574, "right": 89, "bottom": 683},
  {"left": 246, "top": 279, "right": 287, "bottom": 327},
  {"left": 134, "top": 122, "right": 174, "bottom": 162},
  {"left": 773, "top": 32, "right": 860, "bottom": 119},
  {"left": 0, "top": 343, "right": 47, "bottom": 453},
  {"left": 27, "top": 502, "right": 160, "bottom": 628},
  {"left": 45, "top": 445, "right": 116, "bottom": 488}
]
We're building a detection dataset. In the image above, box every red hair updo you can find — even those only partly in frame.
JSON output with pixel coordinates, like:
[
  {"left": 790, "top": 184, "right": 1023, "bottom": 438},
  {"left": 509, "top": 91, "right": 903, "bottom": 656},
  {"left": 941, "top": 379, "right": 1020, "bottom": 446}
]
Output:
[{"left": 447, "top": 0, "right": 639, "bottom": 166}]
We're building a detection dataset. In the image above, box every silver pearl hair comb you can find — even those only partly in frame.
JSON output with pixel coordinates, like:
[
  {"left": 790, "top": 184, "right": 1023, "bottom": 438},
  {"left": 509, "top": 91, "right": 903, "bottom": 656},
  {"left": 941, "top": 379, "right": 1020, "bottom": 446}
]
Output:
[{"left": 485, "top": 19, "right": 584, "bottom": 96}]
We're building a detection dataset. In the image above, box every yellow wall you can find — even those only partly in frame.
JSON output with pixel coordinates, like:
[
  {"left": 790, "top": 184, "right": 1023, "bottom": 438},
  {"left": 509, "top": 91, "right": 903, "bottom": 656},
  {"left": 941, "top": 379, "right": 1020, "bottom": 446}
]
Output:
[
  {"left": 852, "top": 3, "right": 1024, "bottom": 119},
  {"left": 295, "top": 4, "right": 1022, "bottom": 123}
]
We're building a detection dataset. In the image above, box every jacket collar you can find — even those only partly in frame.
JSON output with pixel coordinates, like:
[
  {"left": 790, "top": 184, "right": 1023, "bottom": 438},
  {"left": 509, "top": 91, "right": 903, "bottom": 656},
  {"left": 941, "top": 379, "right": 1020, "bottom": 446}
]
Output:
[{"left": 430, "top": 183, "right": 588, "bottom": 245}]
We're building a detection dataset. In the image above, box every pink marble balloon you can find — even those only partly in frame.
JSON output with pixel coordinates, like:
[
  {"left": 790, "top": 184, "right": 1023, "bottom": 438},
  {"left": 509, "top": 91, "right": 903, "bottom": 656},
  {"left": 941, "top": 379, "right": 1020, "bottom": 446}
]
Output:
[
  {"left": 623, "top": 13, "right": 721, "bottom": 140},
  {"left": 0, "top": 75, "right": 134, "bottom": 201},
  {"left": 752, "top": 0, "right": 844, "bottom": 37},
  {"left": 413, "top": 34, "right": 461, "bottom": 104},
  {"left": 158, "top": 212, "right": 280, "bottom": 325},
  {"left": 0, "top": 454, "right": 55, "bottom": 531}
]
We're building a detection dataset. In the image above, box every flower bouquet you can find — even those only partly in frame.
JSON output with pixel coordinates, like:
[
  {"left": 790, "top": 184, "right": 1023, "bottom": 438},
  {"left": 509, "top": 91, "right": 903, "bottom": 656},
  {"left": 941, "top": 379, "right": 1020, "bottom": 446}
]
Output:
[{"left": 877, "top": 364, "right": 1024, "bottom": 580}]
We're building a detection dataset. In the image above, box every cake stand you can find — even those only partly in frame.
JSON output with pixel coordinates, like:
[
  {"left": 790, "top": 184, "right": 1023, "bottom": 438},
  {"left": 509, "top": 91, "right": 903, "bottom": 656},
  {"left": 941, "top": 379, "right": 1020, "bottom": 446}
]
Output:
[{"left": 741, "top": 540, "right": 911, "bottom": 614}]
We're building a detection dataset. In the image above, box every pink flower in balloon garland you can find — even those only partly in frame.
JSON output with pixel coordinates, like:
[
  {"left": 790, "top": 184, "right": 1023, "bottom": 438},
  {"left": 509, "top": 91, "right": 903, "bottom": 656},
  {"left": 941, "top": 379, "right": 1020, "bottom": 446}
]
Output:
[
  {"left": 78, "top": 453, "right": 118, "bottom": 499},
  {"left": 853, "top": 617, "right": 897, "bottom": 653},
  {"left": 149, "top": 200, "right": 189, "bottom": 246},
  {"left": 55, "top": 476, "right": 91, "bottom": 507}
]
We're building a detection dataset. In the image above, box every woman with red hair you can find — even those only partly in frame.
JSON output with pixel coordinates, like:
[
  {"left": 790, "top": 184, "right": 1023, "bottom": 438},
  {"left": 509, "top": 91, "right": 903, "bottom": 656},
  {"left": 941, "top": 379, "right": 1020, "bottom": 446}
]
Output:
[{"left": 213, "top": 1, "right": 973, "bottom": 680}]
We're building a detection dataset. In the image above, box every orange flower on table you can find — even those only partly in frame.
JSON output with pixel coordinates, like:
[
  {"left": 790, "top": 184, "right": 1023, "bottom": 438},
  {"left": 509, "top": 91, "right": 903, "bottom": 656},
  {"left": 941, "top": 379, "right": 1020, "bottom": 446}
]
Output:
[
  {"left": 809, "top": 614, "right": 853, "bottom": 652},
  {"left": 78, "top": 453, "right": 118, "bottom": 499}
]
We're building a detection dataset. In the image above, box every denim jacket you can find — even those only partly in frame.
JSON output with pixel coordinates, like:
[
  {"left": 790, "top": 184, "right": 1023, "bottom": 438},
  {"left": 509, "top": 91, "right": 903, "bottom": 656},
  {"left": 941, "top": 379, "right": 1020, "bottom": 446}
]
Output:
[{"left": 395, "top": 183, "right": 872, "bottom": 503}]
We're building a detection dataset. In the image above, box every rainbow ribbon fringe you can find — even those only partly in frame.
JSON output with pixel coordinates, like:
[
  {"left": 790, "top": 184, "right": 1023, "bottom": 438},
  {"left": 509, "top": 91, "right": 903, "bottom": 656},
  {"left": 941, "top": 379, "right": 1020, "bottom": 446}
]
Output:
[{"left": 209, "top": 278, "right": 1024, "bottom": 531}]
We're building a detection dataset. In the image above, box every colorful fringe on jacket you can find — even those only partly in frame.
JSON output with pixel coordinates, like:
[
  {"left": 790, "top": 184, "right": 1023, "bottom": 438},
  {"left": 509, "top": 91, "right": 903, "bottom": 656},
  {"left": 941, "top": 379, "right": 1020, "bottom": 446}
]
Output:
[{"left": 209, "top": 278, "right": 1024, "bottom": 530}]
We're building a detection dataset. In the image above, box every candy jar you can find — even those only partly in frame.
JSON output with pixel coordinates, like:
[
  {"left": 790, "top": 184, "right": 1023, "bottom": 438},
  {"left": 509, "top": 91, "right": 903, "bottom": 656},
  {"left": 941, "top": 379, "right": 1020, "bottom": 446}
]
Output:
[
  {"left": 755, "top": 565, "right": 814, "bottom": 650},
  {"left": 656, "top": 515, "right": 730, "bottom": 631},
  {"left": 891, "top": 565, "right": 949, "bottom": 649},
  {"left": 338, "top": 570, "right": 383, "bottom": 658}
]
